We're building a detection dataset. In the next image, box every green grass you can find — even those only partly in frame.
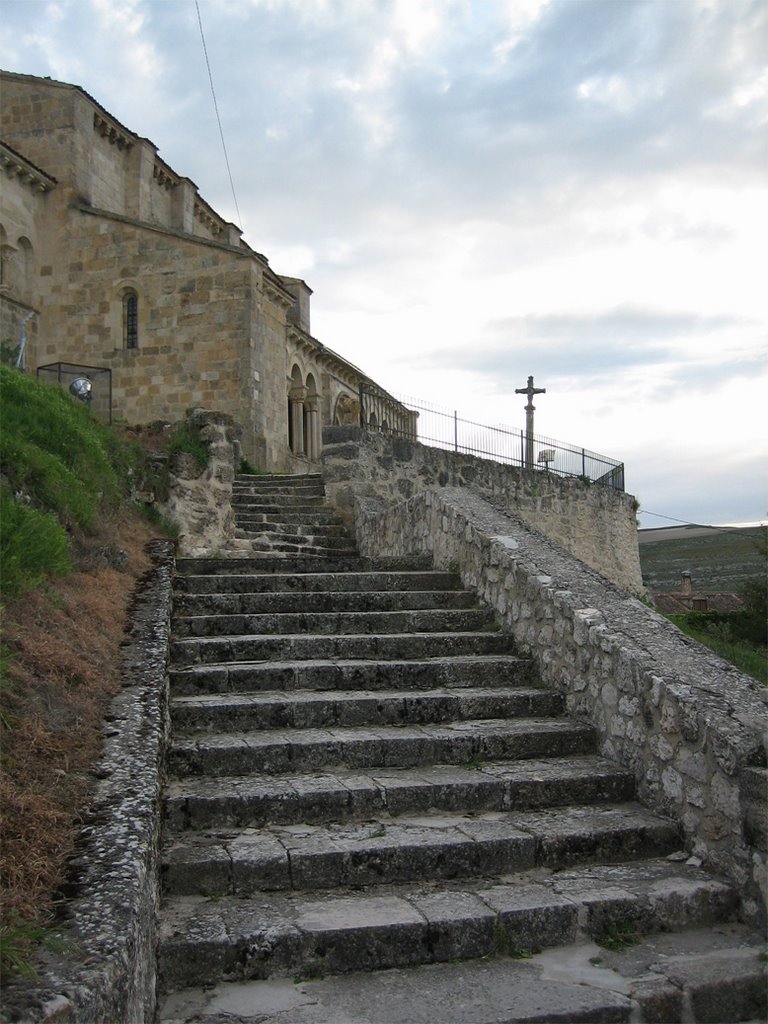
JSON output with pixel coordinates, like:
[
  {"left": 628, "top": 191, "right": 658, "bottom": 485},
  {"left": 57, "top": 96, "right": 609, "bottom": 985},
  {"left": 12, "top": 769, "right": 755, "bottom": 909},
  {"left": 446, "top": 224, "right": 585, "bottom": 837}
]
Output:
[
  {"left": 667, "top": 614, "right": 767, "bottom": 685},
  {"left": 168, "top": 420, "right": 209, "bottom": 469},
  {"left": 596, "top": 920, "right": 640, "bottom": 952},
  {"left": 0, "top": 365, "right": 142, "bottom": 601},
  {"left": 0, "top": 487, "right": 73, "bottom": 601},
  {"left": 0, "top": 913, "right": 66, "bottom": 979}
]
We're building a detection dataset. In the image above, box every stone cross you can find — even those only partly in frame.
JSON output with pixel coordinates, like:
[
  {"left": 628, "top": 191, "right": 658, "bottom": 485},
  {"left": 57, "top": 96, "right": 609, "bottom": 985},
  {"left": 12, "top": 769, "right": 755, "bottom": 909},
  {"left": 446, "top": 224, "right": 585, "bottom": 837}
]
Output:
[{"left": 515, "top": 375, "right": 546, "bottom": 469}]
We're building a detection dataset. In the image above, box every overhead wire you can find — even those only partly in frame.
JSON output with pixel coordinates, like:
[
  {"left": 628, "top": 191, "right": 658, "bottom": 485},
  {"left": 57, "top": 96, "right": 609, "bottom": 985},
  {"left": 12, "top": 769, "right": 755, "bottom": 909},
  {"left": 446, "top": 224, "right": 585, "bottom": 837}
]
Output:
[
  {"left": 194, "top": 0, "right": 243, "bottom": 230},
  {"left": 638, "top": 510, "right": 764, "bottom": 532}
]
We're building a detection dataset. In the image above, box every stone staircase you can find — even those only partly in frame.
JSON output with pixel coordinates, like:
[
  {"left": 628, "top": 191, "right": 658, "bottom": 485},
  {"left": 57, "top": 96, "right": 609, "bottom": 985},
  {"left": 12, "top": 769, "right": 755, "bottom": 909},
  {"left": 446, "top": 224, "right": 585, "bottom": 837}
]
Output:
[
  {"left": 156, "top": 476, "right": 766, "bottom": 1023},
  {"left": 231, "top": 472, "right": 356, "bottom": 557}
]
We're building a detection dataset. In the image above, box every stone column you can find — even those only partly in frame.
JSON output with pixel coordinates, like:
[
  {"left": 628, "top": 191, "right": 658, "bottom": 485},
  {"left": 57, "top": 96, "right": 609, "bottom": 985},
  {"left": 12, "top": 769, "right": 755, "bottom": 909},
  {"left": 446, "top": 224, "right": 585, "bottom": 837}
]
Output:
[
  {"left": 289, "top": 386, "right": 307, "bottom": 456},
  {"left": 307, "top": 400, "right": 321, "bottom": 460}
]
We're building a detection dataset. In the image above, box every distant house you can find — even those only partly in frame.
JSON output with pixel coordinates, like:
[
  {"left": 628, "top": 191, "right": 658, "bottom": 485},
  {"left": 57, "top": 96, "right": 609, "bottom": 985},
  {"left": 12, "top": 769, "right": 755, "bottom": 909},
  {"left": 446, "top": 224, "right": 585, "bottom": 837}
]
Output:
[{"left": 653, "top": 572, "right": 744, "bottom": 615}]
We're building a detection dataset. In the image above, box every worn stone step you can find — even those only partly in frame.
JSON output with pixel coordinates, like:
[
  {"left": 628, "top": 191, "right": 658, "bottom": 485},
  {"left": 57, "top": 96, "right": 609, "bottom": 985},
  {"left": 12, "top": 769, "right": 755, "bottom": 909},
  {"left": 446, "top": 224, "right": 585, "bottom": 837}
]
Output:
[
  {"left": 173, "top": 589, "right": 479, "bottom": 617},
  {"left": 232, "top": 495, "right": 325, "bottom": 510},
  {"left": 235, "top": 472, "right": 323, "bottom": 482},
  {"left": 170, "top": 686, "right": 563, "bottom": 733},
  {"left": 169, "top": 654, "right": 538, "bottom": 697},
  {"left": 234, "top": 519, "right": 349, "bottom": 537},
  {"left": 156, "top": 922, "right": 768, "bottom": 1024},
  {"left": 156, "top": 859, "right": 737, "bottom": 991},
  {"left": 233, "top": 473, "right": 323, "bottom": 484},
  {"left": 176, "top": 561, "right": 438, "bottom": 585},
  {"left": 171, "top": 630, "right": 514, "bottom": 667},
  {"left": 236, "top": 539, "right": 358, "bottom": 558},
  {"left": 162, "top": 803, "right": 681, "bottom": 897},
  {"left": 172, "top": 608, "right": 495, "bottom": 639},
  {"left": 163, "top": 756, "right": 637, "bottom": 831},
  {"left": 234, "top": 511, "right": 341, "bottom": 527},
  {"left": 167, "top": 718, "right": 597, "bottom": 777},
  {"left": 232, "top": 526, "right": 352, "bottom": 544}
]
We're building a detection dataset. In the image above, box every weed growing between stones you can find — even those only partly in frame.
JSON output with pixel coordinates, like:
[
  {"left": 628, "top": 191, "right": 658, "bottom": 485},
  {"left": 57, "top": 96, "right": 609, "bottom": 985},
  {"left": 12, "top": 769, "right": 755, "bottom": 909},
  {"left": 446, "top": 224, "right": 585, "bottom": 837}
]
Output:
[
  {"left": 0, "top": 913, "right": 67, "bottom": 978},
  {"left": 596, "top": 920, "right": 640, "bottom": 952}
]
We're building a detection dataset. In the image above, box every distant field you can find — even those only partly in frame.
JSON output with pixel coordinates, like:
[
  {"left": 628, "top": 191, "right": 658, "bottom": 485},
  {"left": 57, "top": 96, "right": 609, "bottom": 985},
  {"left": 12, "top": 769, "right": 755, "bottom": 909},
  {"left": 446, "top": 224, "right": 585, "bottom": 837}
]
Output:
[{"left": 638, "top": 525, "right": 766, "bottom": 593}]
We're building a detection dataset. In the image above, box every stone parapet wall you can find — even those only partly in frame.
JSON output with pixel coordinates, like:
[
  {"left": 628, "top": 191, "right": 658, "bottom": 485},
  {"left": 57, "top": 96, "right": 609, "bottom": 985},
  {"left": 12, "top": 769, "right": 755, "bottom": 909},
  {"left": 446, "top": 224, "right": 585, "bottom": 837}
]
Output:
[
  {"left": 354, "top": 487, "right": 768, "bottom": 924},
  {"left": 0, "top": 541, "right": 174, "bottom": 1024},
  {"left": 322, "top": 427, "right": 642, "bottom": 592}
]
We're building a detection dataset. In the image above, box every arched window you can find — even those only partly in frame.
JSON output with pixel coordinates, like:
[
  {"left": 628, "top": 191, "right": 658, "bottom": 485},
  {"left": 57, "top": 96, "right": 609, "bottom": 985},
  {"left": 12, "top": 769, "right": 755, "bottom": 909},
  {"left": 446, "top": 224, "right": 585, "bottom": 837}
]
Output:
[{"left": 123, "top": 290, "right": 138, "bottom": 349}]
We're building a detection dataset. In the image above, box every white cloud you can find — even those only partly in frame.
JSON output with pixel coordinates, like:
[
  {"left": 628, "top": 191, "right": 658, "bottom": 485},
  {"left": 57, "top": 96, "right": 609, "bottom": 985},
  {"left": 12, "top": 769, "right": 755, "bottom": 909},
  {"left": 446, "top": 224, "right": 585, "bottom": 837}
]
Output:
[{"left": 1, "top": 0, "right": 765, "bottom": 523}]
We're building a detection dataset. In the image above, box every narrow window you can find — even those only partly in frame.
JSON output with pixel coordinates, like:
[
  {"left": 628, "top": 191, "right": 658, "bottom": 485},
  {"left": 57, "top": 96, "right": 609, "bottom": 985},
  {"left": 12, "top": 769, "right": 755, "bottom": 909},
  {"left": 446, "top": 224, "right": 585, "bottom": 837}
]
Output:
[{"left": 123, "top": 290, "right": 138, "bottom": 349}]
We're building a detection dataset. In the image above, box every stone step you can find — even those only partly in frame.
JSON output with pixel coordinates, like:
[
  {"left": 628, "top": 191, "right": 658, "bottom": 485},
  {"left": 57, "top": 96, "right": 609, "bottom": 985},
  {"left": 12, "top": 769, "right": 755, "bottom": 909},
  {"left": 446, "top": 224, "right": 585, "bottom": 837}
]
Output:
[
  {"left": 235, "top": 538, "right": 358, "bottom": 558},
  {"left": 156, "top": 859, "right": 738, "bottom": 991},
  {"left": 156, "top": 923, "right": 768, "bottom": 1024},
  {"left": 169, "top": 654, "right": 538, "bottom": 697},
  {"left": 233, "top": 511, "right": 341, "bottom": 527},
  {"left": 232, "top": 529, "right": 354, "bottom": 548},
  {"left": 173, "top": 589, "right": 479, "bottom": 616},
  {"left": 167, "top": 718, "right": 597, "bottom": 778},
  {"left": 172, "top": 630, "right": 514, "bottom": 667},
  {"left": 234, "top": 519, "right": 350, "bottom": 537},
  {"left": 174, "top": 558, "right": 434, "bottom": 580},
  {"left": 233, "top": 475, "right": 324, "bottom": 489},
  {"left": 232, "top": 495, "right": 325, "bottom": 509},
  {"left": 163, "top": 755, "right": 637, "bottom": 831},
  {"left": 235, "top": 473, "right": 323, "bottom": 485},
  {"left": 172, "top": 608, "right": 495, "bottom": 639},
  {"left": 162, "top": 803, "right": 681, "bottom": 897},
  {"left": 170, "top": 686, "right": 563, "bottom": 733}
]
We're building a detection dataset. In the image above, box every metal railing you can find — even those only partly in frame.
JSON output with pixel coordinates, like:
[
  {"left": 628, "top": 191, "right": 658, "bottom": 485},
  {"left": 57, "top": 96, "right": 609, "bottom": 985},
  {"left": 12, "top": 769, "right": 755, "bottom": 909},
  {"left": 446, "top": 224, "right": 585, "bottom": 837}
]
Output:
[{"left": 359, "top": 384, "right": 625, "bottom": 491}]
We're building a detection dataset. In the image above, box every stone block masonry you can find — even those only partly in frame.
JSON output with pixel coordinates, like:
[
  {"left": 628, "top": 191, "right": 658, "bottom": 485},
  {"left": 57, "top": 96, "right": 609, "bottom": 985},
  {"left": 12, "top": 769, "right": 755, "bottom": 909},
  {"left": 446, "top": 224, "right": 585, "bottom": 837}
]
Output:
[
  {"left": 322, "top": 426, "right": 643, "bottom": 593},
  {"left": 353, "top": 485, "right": 768, "bottom": 925}
]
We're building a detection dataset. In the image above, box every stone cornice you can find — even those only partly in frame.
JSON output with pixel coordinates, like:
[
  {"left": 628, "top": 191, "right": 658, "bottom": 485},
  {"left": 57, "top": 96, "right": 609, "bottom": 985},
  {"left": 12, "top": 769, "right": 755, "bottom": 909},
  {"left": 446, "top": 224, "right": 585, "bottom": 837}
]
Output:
[
  {"left": 0, "top": 141, "right": 57, "bottom": 192},
  {"left": 93, "top": 112, "right": 133, "bottom": 151},
  {"left": 72, "top": 201, "right": 268, "bottom": 264},
  {"left": 153, "top": 163, "right": 177, "bottom": 190},
  {"left": 263, "top": 277, "right": 295, "bottom": 309}
]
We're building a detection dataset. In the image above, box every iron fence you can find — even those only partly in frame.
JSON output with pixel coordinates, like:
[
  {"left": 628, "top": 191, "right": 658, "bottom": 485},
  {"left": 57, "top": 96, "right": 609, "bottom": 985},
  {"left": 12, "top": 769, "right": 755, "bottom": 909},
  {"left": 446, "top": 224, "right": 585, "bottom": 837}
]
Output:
[{"left": 359, "top": 383, "right": 624, "bottom": 491}]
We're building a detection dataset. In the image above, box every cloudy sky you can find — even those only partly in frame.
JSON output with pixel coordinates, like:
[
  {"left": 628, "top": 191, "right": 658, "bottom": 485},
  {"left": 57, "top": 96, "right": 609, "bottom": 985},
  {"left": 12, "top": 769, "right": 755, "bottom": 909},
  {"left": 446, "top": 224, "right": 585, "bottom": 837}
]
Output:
[{"left": 1, "top": 0, "right": 766, "bottom": 527}]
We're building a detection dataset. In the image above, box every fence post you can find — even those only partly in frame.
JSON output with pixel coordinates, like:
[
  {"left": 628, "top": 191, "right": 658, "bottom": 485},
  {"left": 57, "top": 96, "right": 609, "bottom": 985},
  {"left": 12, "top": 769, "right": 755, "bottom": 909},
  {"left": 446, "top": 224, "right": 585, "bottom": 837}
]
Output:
[
  {"left": 454, "top": 410, "right": 458, "bottom": 452},
  {"left": 359, "top": 383, "right": 365, "bottom": 428},
  {"left": 581, "top": 448, "right": 586, "bottom": 478}
]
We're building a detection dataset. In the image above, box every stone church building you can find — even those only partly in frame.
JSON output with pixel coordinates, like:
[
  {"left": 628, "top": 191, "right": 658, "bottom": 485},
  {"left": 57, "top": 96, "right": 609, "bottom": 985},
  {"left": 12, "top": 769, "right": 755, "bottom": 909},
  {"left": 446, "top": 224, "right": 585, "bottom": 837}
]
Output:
[{"left": 0, "top": 70, "right": 411, "bottom": 469}]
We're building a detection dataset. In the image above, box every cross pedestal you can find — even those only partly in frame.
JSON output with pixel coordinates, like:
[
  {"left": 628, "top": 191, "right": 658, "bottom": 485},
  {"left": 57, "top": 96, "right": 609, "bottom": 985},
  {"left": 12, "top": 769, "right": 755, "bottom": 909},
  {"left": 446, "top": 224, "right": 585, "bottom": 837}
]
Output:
[{"left": 514, "top": 375, "right": 546, "bottom": 469}]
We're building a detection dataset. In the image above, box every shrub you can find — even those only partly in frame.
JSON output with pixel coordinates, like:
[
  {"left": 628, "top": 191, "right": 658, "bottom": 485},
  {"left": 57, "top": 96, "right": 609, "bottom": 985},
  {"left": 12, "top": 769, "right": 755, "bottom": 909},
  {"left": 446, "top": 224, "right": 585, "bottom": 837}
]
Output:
[
  {"left": 0, "top": 487, "right": 72, "bottom": 601},
  {"left": 0, "top": 366, "right": 122, "bottom": 517}
]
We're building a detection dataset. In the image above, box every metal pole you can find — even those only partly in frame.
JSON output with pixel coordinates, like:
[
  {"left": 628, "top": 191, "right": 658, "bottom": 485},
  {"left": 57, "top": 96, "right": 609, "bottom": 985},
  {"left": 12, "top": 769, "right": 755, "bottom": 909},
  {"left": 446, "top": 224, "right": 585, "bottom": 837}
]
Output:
[{"left": 454, "top": 410, "right": 458, "bottom": 452}]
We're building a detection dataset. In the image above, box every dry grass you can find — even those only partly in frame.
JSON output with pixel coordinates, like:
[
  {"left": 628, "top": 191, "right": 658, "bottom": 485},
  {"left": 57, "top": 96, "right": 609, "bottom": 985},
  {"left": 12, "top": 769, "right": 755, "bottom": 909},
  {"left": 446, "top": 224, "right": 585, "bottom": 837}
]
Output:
[{"left": 0, "top": 511, "right": 156, "bottom": 944}]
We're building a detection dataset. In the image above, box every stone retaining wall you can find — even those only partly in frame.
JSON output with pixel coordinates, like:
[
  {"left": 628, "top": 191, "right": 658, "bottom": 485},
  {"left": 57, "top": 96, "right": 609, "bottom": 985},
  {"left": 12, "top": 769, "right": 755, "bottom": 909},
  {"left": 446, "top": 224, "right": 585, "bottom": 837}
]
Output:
[
  {"left": 164, "top": 409, "right": 240, "bottom": 557},
  {"left": 0, "top": 541, "right": 174, "bottom": 1024},
  {"left": 322, "top": 427, "right": 642, "bottom": 592},
  {"left": 354, "top": 488, "right": 768, "bottom": 924}
]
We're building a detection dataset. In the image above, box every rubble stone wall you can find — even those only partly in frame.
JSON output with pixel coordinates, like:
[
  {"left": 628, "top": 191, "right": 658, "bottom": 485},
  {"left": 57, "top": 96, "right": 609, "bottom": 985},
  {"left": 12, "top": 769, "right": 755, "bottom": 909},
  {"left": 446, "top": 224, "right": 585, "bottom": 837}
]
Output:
[
  {"left": 354, "top": 487, "right": 768, "bottom": 924},
  {"left": 322, "top": 427, "right": 642, "bottom": 592}
]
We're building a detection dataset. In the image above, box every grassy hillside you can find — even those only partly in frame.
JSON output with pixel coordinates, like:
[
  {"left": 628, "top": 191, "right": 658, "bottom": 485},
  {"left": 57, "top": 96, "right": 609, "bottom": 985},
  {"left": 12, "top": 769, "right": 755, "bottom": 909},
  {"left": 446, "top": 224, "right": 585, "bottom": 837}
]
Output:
[
  {"left": 0, "top": 366, "right": 167, "bottom": 977},
  {"left": 639, "top": 524, "right": 767, "bottom": 685},
  {"left": 639, "top": 525, "right": 766, "bottom": 593}
]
